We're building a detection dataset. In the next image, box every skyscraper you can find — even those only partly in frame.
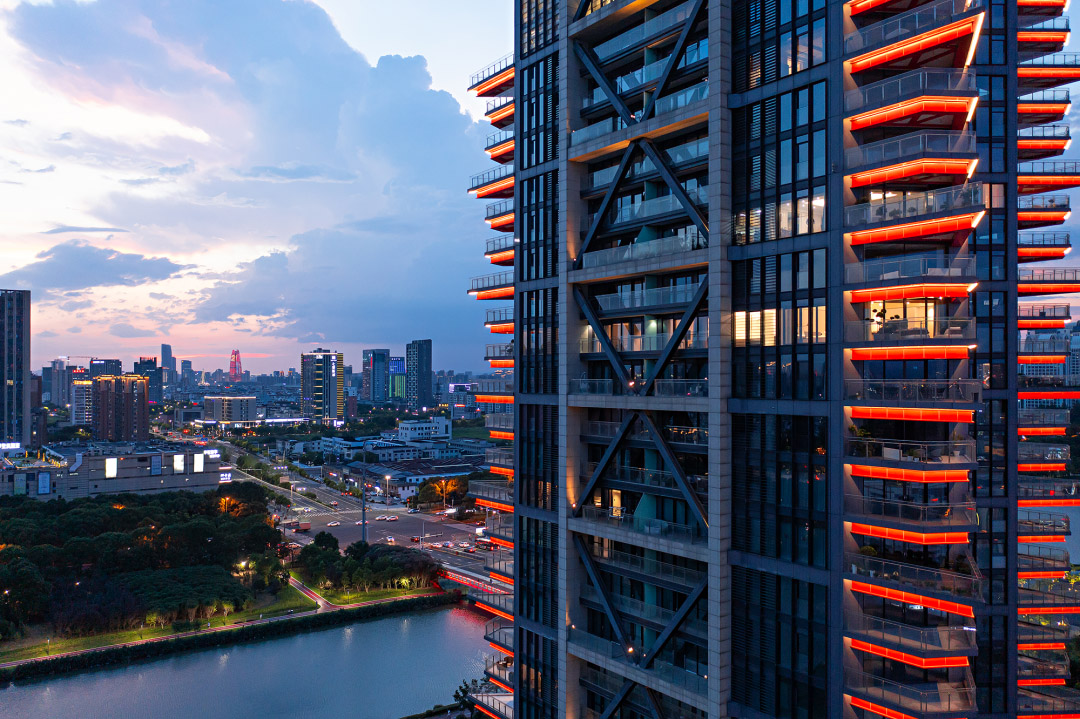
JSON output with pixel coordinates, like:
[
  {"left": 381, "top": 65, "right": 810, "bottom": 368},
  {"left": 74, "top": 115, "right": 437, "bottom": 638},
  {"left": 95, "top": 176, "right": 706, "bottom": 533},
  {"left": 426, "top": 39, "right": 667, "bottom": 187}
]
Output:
[
  {"left": 70, "top": 379, "right": 94, "bottom": 426},
  {"left": 0, "top": 289, "right": 30, "bottom": 447},
  {"left": 389, "top": 356, "right": 406, "bottom": 399},
  {"left": 463, "top": 1, "right": 1073, "bottom": 716},
  {"left": 300, "top": 348, "right": 345, "bottom": 424},
  {"left": 89, "top": 359, "right": 122, "bottom": 379},
  {"left": 405, "top": 339, "right": 433, "bottom": 411},
  {"left": 133, "top": 356, "right": 162, "bottom": 404},
  {"left": 91, "top": 374, "right": 149, "bottom": 441},
  {"left": 160, "top": 343, "right": 175, "bottom": 372},
  {"left": 229, "top": 350, "right": 242, "bottom": 382},
  {"left": 361, "top": 348, "right": 391, "bottom": 403}
]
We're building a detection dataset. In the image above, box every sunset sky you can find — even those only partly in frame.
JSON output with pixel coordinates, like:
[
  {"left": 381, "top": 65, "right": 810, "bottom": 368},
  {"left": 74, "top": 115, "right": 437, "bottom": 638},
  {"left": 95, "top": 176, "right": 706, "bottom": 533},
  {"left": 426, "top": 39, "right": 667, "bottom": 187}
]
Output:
[{"left": 0, "top": 0, "right": 512, "bottom": 373}]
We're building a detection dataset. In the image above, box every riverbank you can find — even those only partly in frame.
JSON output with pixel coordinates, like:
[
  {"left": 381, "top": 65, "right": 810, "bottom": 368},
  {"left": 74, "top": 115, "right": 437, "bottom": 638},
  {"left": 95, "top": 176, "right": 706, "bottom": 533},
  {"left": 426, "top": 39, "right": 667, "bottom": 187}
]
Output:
[{"left": 0, "top": 581, "right": 461, "bottom": 684}]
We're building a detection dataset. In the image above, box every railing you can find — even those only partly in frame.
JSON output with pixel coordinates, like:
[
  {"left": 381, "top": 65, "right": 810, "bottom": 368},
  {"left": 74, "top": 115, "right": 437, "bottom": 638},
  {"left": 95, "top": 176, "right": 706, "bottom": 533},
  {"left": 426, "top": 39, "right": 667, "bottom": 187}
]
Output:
[
  {"left": 486, "top": 128, "right": 514, "bottom": 148},
  {"left": 845, "top": 670, "right": 976, "bottom": 715},
  {"left": 476, "top": 591, "right": 513, "bottom": 615},
  {"left": 845, "top": 0, "right": 984, "bottom": 55},
  {"left": 1022, "top": 52, "right": 1080, "bottom": 66},
  {"left": 471, "top": 272, "right": 514, "bottom": 291},
  {"left": 1019, "top": 581, "right": 1080, "bottom": 606},
  {"left": 1018, "top": 543, "right": 1071, "bottom": 569},
  {"left": 1020, "top": 336, "right": 1069, "bottom": 352},
  {"left": 845, "top": 69, "right": 976, "bottom": 113},
  {"left": 580, "top": 231, "right": 708, "bottom": 270},
  {"left": 487, "top": 512, "right": 514, "bottom": 540},
  {"left": 486, "top": 413, "right": 514, "bottom": 431},
  {"left": 589, "top": 544, "right": 707, "bottom": 588},
  {"left": 485, "top": 618, "right": 514, "bottom": 647},
  {"left": 1020, "top": 303, "right": 1071, "bottom": 318},
  {"left": 485, "top": 343, "right": 514, "bottom": 359},
  {"left": 579, "top": 586, "right": 707, "bottom": 638},
  {"left": 846, "top": 610, "right": 976, "bottom": 653},
  {"left": 479, "top": 379, "right": 514, "bottom": 394},
  {"left": 845, "top": 317, "right": 975, "bottom": 342},
  {"left": 1019, "top": 508, "right": 1071, "bottom": 533},
  {"left": 485, "top": 654, "right": 514, "bottom": 685},
  {"left": 471, "top": 693, "right": 514, "bottom": 719},
  {"left": 1019, "top": 125, "right": 1072, "bottom": 138},
  {"left": 486, "top": 95, "right": 513, "bottom": 113},
  {"left": 486, "top": 199, "right": 514, "bottom": 220},
  {"left": 845, "top": 493, "right": 978, "bottom": 527},
  {"left": 1021, "top": 267, "right": 1080, "bottom": 281},
  {"left": 1019, "top": 409, "right": 1071, "bottom": 426},
  {"left": 571, "top": 116, "right": 625, "bottom": 146},
  {"left": 1019, "top": 194, "right": 1071, "bottom": 209},
  {"left": 1019, "top": 653, "right": 1070, "bottom": 678},
  {"left": 605, "top": 186, "right": 709, "bottom": 226},
  {"left": 566, "top": 628, "right": 708, "bottom": 696},
  {"left": 471, "top": 53, "right": 514, "bottom": 88},
  {"left": 1020, "top": 374, "right": 1080, "bottom": 389},
  {"left": 570, "top": 378, "right": 615, "bottom": 395},
  {"left": 1020, "top": 232, "right": 1071, "bottom": 247},
  {"left": 1019, "top": 161, "right": 1080, "bottom": 174},
  {"left": 653, "top": 81, "right": 709, "bottom": 116},
  {"left": 587, "top": 137, "right": 709, "bottom": 190},
  {"left": 580, "top": 332, "right": 707, "bottom": 353},
  {"left": 583, "top": 41, "right": 707, "bottom": 110},
  {"left": 578, "top": 505, "right": 705, "bottom": 544},
  {"left": 486, "top": 448, "right": 515, "bottom": 468},
  {"left": 665, "top": 425, "right": 709, "bottom": 445},
  {"left": 843, "top": 378, "right": 982, "bottom": 403},
  {"left": 845, "top": 256, "right": 975, "bottom": 283},
  {"left": 845, "top": 552, "right": 982, "bottom": 599},
  {"left": 845, "top": 438, "right": 976, "bottom": 464},
  {"left": 845, "top": 183, "right": 984, "bottom": 227},
  {"left": 486, "top": 306, "right": 514, "bottom": 325},
  {"left": 1018, "top": 688, "right": 1080, "bottom": 714},
  {"left": 585, "top": 462, "right": 709, "bottom": 496},
  {"left": 654, "top": 379, "right": 708, "bottom": 397},
  {"left": 471, "top": 480, "right": 513, "bottom": 505},
  {"left": 594, "top": 285, "right": 699, "bottom": 312},
  {"left": 593, "top": 1, "right": 696, "bottom": 61},
  {"left": 1020, "top": 89, "right": 1071, "bottom": 103},
  {"left": 486, "top": 235, "right": 517, "bottom": 254},
  {"left": 470, "top": 164, "right": 514, "bottom": 189},
  {"left": 1025, "top": 16, "right": 1071, "bottom": 31},
  {"left": 582, "top": 420, "right": 649, "bottom": 441},
  {"left": 845, "top": 130, "right": 976, "bottom": 169}
]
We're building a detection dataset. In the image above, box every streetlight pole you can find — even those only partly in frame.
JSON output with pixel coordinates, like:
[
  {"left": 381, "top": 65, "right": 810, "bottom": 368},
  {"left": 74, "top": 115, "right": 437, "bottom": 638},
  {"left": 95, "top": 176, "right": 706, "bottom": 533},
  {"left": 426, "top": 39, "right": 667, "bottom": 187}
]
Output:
[{"left": 361, "top": 467, "right": 368, "bottom": 543}]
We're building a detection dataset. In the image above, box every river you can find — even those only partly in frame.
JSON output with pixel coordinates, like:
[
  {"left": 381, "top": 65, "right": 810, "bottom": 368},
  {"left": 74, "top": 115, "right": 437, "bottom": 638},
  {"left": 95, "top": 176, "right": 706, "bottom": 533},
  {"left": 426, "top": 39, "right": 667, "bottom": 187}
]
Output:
[{"left": 0, "top": 607, "right": 490, "bottom": 719}]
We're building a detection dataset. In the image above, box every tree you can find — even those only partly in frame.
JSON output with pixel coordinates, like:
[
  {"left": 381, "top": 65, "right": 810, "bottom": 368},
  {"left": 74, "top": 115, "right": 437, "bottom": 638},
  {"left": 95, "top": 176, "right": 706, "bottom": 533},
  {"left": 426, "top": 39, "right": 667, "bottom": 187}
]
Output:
[
  {"left": 312, "top": 531, "right": 339, "bottom": 552},
  {"left": 432, "top": 478, "right": 456, "bottom": 507}
]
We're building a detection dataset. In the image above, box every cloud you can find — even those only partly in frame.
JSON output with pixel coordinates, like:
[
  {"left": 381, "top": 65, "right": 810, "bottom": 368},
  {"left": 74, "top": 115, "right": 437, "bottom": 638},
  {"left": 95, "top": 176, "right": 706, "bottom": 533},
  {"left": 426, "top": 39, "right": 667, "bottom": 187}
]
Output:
[
  {"left": 5, "top": 119, "right": 29, "bottom": 126},
  {"left": 42, "top": 226, "right": 128, "bottom": 234},
  {"left": 237, "top": 163, "right": 355, "bottom": 182},
  {"left": 159, "top": 160, "right": 194, "bottom": 176},
  {"left": 67, "top": 326, "right": 82, "bottom": 334},
  {"left": 58, "top": 299, "right": 93, "bottom": 311},
  {"left": 109, "top": 323, "right": 157, "bottom": 338},
  {"left": 0, "top": 241, "right": 185, "bottom": 293},
  {"left": 37, "top": 330, "right": 57, "bottom": 338}
]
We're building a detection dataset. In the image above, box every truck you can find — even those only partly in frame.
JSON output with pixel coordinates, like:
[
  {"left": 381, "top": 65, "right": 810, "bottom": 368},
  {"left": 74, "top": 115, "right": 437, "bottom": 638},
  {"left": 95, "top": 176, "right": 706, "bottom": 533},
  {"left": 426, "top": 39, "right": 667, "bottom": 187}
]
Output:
[
  {"left": 283, "top": 520, "right": 299, "bottom": 530},
  {"left": 294, "top": 521, "right": 311, "bottom": 532}
]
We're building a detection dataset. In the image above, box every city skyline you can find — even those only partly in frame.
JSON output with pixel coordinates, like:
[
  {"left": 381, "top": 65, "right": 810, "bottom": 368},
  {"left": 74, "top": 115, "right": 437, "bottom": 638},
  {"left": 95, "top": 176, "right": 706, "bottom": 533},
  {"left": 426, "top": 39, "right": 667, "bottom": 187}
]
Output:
[{"left": 0, "top": 0, "right": 512, "bottom": 373}]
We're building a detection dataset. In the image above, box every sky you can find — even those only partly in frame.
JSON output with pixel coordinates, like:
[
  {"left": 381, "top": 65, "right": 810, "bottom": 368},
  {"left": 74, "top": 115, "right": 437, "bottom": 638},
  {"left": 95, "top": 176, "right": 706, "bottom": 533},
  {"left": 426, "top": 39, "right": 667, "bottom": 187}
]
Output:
[{"left": 0, "top": 0, "right": 512, "bottom": 374}]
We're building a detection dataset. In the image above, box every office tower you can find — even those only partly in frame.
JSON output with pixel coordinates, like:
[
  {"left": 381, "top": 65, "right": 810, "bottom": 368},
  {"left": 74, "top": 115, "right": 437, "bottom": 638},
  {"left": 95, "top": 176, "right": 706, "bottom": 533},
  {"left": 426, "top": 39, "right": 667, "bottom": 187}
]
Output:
[
  {"left": 229, "top": 349, "right": 242, "bottom": 382},
  {"left": 300, "top": 348, "right": 345, "bottom": 424},
  {"left": 70, "top": 379, "right": 94, "bottom": 426},
  {"left": 405, "top": 339, "right": 434, "bottom": 411},
  {"left": 0, "top": 290, "right": 31, "bottom": 447},
  {"left": 49, "top": 358, "right": 72, "bottom": 407},
  {"left": 461, "top": 0, "right": 1080, "bottom": 716},
  {"left": 161, "top": 343, "right": 175, "bottom": 372},
  {"left": 361, "top": 349, "right": 391, "bottom": 402},
  {"left": 91, "top": 374, "right": 149, "bottom": 441},
  {"left": 202, "top": 396, "right": 257, "bottom": 423},
  {"left": 390, "top": 356, "right": 406, "bottom": 399},
  {"left": 180, "top": 359, "right": 194, "bottom": 388},
  {"left": 133, "top": 356, "right": 162, "bottom": 404},
  {"left": 89, "top": 359, "right": 122, "bottom": 379}
]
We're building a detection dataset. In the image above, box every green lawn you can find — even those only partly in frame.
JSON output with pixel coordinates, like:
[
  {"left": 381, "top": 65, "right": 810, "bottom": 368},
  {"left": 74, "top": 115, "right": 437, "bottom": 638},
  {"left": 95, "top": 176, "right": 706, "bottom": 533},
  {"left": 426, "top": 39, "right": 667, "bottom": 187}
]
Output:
[
  {"left": 318, "top": 587, "right": 438, "bottom": 606},
  {"left": 0, "top": 585, "right": 316, "bottom": 664},
  {"left": 450, "top": 426, "right": 495, "bottom": 440}
]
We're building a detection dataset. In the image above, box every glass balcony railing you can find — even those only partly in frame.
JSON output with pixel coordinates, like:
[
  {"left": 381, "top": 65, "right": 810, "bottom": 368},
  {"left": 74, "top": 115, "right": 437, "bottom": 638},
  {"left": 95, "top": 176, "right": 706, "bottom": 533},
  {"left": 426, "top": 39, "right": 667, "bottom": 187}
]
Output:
[
  {"left": 843, "top": 378, "right": 982, "bottom": 403},
  {"left": 486, "top": 413, "right": 514, "bottom": 431},
  {"left": 1023, "top": 52, "right": 1080, "bottom": 67},
  {"left": 844, "top": 494, "right": 978, "bottom": 528},
  {"left": 845, "top": 670, "right": 976, "bottom": 716},
  {"left": 1020, "top": 478, "right": 1080, "bottom": 502},
  {"left": 1018, "top": 687, "right": 1080, "bottom": 715},
  {"left": 486, "top": 199, "right": 514, "bottom": 220},
  {"left": 580, "top": 231, "right": 708, "bottom": 270},
  {"left": 845, "top": 0, "right": 984, "bottom": 55},
  {"left": 845, "top": 438, "right": 976, "bottom": 465},
  {"left": 593, "top": 1, "right": 696, "bottom": 62},
  {"left": 589, "top": 544, "right": 707, "bottom": 588},
  {"left": 653, "top": 80, "right": 709, "bottom": 116},
  {"left": 476, "top": 591, "right": 513, "bottom": 615},
  {"left": 1019, "top": 125, "right": 1072, "bottom": 139},
  {"left": 471, "top": 693, "right": 514, "bottom": 719},
  {"left": 580, "top": 332, "right": 707, "bottom": 353},
  {"left": 1019, "top": 652, "right": 1070, "bottom": 679},
  {"left": 1020, "top": 89, "right": 1071, "bottom": 103},
  {"left": 485, "top": 553, "right": 514, "bottom": 579},
  {"left": 1020, "top": 232, "right": 1071, "bottom": 247},
  {"left": 577, "top": 505, "right": 706, "bottom": 544},
  {"left": 1019, "top": 409, "right": 1071, "bottom": 427},
  {"left": 486, "top": 306, "right": 514, "bottom": 325},
  {"left": 571, "top": 117, "right": 625, "bottom": 146},
  {"left": 581, "top": 420, "right": 648, "bottom": 441},
  {"left": 1021, "top": 267, "right": 1080, "bottom": 281},
  {"left": 1019, "top": 161, "right": 1080, "bottom": 174},
  {"left": 587, "top": 138, "right": 708, "bottom": 190},
  {"left": 1019, "top": 194, "right": 1071, "bottom": 210},
  {"left": 654, "top": 379, "right": 708, "bottom": 397},
  {"left": 1025, "top": 16, "right": 1072, "bottom": 31},
  {"left": 1019, "top": 374, "right": 1080, "bottom": 389},
  {"left": 470, "top": 164, "right": 514, "bottom": 190},
  {"left": 486, "top": 235, "right": 516, "bottom": 254},
  {"left": 594, "top": 285, "right": 699, "bottom": 312},
  {"left": 485, "top": 654, "right": 513, "bottom": 686},
  {"left": 584, "top": 462, "right": 709, "bottom": 496},
  {"left": 470, "top": 53, "right": 514, "bottom": 88},
  {"left": 845, "top": 183, "right": 984, "bottom": 228},
  {"left": 579, "top": 587, "right": 707, "bottom": 639},
  {"left": 485, "top": 343, "right": 514, "bottom": 360},
  {"left": 1020, "top": 303, "right": 1071, "bottom": 318},
  {"left": 471, "top": 272, "right": 514, "bottom": 291},
  {"left": 845, "top": 69, "right": 976, "bottom": 114},
  {"left": 1019, "top": 581, "right": 1080, "bottom": 606},
  {"left": 487, "top": 95, "right": 513, "bottom": 113},
  {"left": 604, "top": 187, "right": 709, "bottom": 227},
  {"left": 566, "top": 628, "right": 708, "bottom": 697},
  {"left": 845, "top": 610, "right": 976, "bottom": 653},
  {"left": 845, "top": 552, "right": 983, "bottom": 599},
  {"left": 486, "top": 128, "right": 514, "bottom": 149},
  {"left": 845, "top": 256, "right": 976, "bottom": 283},
  {"left": 486, "top": 448, "right": 514, "bottom": 468},
  {"left": 1018, "top": 508, "right": 1071, "bottom": 533},
  {"left": 485, "top": 619, "right": 514, "bottom": 649},
  {"left": 570, "top": 378, "right": 616, "bottom": 395},
  {"left": 1018, "top": 543, "right": 1071, "bottom": 571},
  {"left": 1020, "top": 336, "right": 1069, "bottom": 353},
  {"left": 471, "top": 480, "right": 513, "bottom": 505},
  {"left": 487, "top": 513, "right": 514, "bottom": 541},
  {"left": 845, "top": 130, "right": 977, "bottom": 169},
  {"left": 845, "top": 317, "right": 975, "bottom": 343},
  {"left": 583, "top": 40, "right": 708, "bottom": 110}
]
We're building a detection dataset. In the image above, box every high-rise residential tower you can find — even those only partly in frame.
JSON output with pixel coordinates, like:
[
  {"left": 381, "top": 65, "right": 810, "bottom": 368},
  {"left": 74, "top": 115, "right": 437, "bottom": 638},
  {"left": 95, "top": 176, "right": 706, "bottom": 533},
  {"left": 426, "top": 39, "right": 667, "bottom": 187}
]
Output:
[
  {"left": 0, "top": 290, "right": 30, "bottom": 447},
  {"left": 463, "top": 1, "right": 1079, "bottom": 717},
  {"left": 89, "top": 359, "right": 122, "bottom": 379},
  {"left": 91, "top": 374, "right": 149, "bottom": 441},
  {"left": 405, "top": 339, "right": 434, "bottom": 411},
  {"left": 300, "top": 348, "right": 345, "bottom": 424},
  {"left": 361, "top": 348, "right": 391, "bottom": 403}
]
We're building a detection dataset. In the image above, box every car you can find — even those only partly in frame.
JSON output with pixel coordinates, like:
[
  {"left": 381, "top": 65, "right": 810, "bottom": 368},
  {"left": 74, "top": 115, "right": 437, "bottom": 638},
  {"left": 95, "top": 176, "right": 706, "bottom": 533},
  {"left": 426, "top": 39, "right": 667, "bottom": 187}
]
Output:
[
  {"left": 375, "top": 515, "right": 387, "bottom": 521},
  {"left": 464, "top": 547, "right": 477, "bottom": 553},
  {"left": 458, "top": 542, "right": 471, "bottom": 548},
  {"left": 407, "top": 508, "right": 420, "bottom": 514},
  {"left": 410, "top": 536, "right": 421, "bottom": 542},
  {"left": 330, "top": 501, "right": 339, "bottom": 507},
  {"left": 387, "top": 515, "right": 399, "bottom": 522},
  {"left": 386, "top": 536, "right": 395, "bottom": 543},
  {"left": 327, "top": 521, "right": 340, "bottom": 527},
  {"left": 355, "top": 520, "right": 368, "bottom": 525}
]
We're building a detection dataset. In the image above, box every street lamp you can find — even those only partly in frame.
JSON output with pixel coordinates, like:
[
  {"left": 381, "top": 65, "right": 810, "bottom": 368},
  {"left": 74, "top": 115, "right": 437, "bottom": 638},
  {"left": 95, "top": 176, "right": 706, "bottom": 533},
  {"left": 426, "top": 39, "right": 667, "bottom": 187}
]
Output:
[{"left": 384, "top": 475, "right": 391, "bottom": 506}]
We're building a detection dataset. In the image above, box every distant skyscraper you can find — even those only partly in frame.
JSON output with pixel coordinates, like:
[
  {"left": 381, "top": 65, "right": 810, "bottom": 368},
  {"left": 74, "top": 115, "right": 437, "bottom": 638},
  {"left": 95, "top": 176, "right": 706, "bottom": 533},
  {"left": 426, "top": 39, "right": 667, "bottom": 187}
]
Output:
[
  {"left": 300, "top": 348, "right": 344, "bottom": 424},
  {"left": 390, "top": 356, "right": 406, "bottom": 399},
  {"left": 133, "top": 357, "right": 162, "bottom": 404},
  {"left": 0, "top": 289, "right": 30, "bottom": 447},
  {"left": 405, "top": 339, "right": 433, "bottom": 411},
  {"left": 361, "top": 349, "right": 391, "bottom": 402},
  {"left": 91, "top": 374, "right": 149, "bottom": 441},
  {"left": 229, "top": 350, "right": 242, "bottom": 382},
  {"left": 161, "top": 343, "right": 175, "bottom": 371},
  {"left": 70, "top": 379, "right": 94, "bottom": 426},
  {"left": 89, "top": 359, "right": 122, "bottom": 379}
]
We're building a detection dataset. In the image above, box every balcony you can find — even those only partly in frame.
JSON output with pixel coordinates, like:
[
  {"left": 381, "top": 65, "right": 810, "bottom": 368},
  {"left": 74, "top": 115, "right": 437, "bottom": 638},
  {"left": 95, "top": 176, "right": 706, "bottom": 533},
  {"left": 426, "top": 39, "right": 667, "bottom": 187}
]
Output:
[
  {"left": 486, "top": 96, "right": 515, "bottom": 128},
  {"left": 843, "top": 378, "right": 982, "bottom": 404},
  {"left": 471, "top": 693, "right": 514, "bottom": 719},
  {"left": 1018, "top": 508, "right": 1071, "bottom": 536},
  {"left": 845, "top": 317, "right": 975, "bottom": 343},
  {"left": 593, "top": 285, "right": 700, "bottom": 313},
  {"left": 570, "top": 378, "right": 616, "bottom": 395},
  {"left": 577, "top": 505, "right": 706, "bottom": 545},
  {"left": 845, "top": 255, "right": 975, "bottom": 284},
  {"left": 1020, "top": 302, "right": 1071, "bottom": 323},
  {"left": 1019, "top": 267, "right": 1080, "bottom": 294},
  {"left": 591, "top": 1, "right": 698, "bottom": 64},
  {"left": 845, "top": 184, "right": 985, "bottom": 244},
  {"left": 582, "top": 420, "right": 710, "bottom": 447},
  {"left": 845, "top": 670, "right": 976, "bottom": 718},
  {"left": 845, "top": 552, "right": 982, "bottom": 602},
  {"left": 845, "top": 0, "right": 985, "bottom": 74},
  {"left": 1019, "top": 53, "right": 1080, "bottom": 91},
  {"left": 570, "top": 82, "right": 709, "bottom": 147},
  {"left": 1018, "top": 89, "right": 1072, "bottom": 126},
  {"left": 579, "top": 586, "right": 707, "bottom": 640},
  {"left": 1019, "top": 336, "right": 1069, "bottom": 353},
  {"left": 584, "top": 462, "right": 708, "bottom": 498},
  {"left": 588, "top": 544, "right": 707, "bottom": 590},
  {"left": 1020, "top": 408, "right": 1071, "bottom": 426},
  {"left": 845, "top": 610, "right": 977, "bottom": 655},
  {"left": 1019, "top": 651, "right": 1071, "bottom": 680},
  {"left": 654, "top": 378, "right": 709, "bottom": 397},
  {"left": 1017, "top": 443, "right": 1071, "bottom": 463},
  {"left": 585, "top": 137, "right": 708, "bottom": 193},
  {"left": 486, "top": 129, "right": 515, "bottom": 163},
  {"left": 1018, "top": 17, "right": 1071, "bottom": 57},
  {"left": 1019, "top": 375, "right": 1080, "bottom": 401},
  {"left": 844, "top": 493, "right": 978, "bottom": 531},
  {"left": 1018, "top": 194, "right": 1072, "bottom": 228},
  {"left": 588, "top": 187, "right": 709, "bottom": 230},
  {"left": 1018, "top": 125, "right": 1072, "bottom": 160},
  {"left": 566, "top": 628, "right": 708, "bottom": 698},
  {"left": 487, "top": 513, "right": 514, "bottom": 545},
  {"left": 1019, "top": 687, "right": 1080, "bottom": 717},
  {"left": 471, "top": 272, "right": 514, "bottom": 301},
  {"left": 1018, "top": 231, "right": 1072, "bottom": 261},
  {"left": 486, "top": 199, "right": 515, "bottom": 231},
  {"left": 471, "top": 479, "right": 513, "bottom": 507},
  {"left": 845, "top": 69, "right": 977, "bottom": 131},
  {"left": 485, "top": 307, "right": 514, "bottom": 333},
  {"left": 578, "top": 231, "right": 708, "bottom": 271},
  {"left": 485, "top": 235, "right": 517, "bottom": 266},
  {"left": 476, "top": 590, "right": 513, "bottom": 619},
  {"left": 582, "top": 41, "right": 708, "bottom": 113},
  {"left": 486, "top": 448, "right": 514, "bottom": 470},
  {"left": 1018, "top": 163, "right": 1080, "bottom": 201},
  {"left": 580, "top": 332, "right": 707, "bottom": 354},
  {"left": 1018, "top": 543, "right": 1071, "bottom": 575},
  {"left": 1017, "top": 0, "right": 1070, "bottom": 17},
  {"left": 1019, "top": 580, "right": 1080, "bottom": 609},
  {"left": 845, "top": 131, "right": 978, "bottom": 187},
  {"left": 845, "top": 438, "right": 976, "bottom": 467},
  {"left": 485, "top": 654, "right": 514, "bottom": 689}
]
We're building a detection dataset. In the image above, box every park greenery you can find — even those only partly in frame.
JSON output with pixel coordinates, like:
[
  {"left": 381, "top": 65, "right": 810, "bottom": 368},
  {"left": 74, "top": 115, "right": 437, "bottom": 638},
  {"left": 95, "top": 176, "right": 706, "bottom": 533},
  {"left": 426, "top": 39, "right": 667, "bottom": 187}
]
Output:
[
  {"left": 294, "top": 532, "right": 439, "bottom": 594},
  {"left": 0, "top": 483, "right": 287, "bottom": 641}
]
